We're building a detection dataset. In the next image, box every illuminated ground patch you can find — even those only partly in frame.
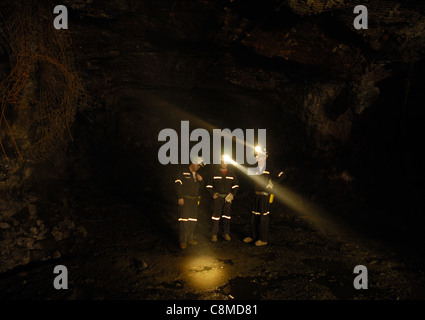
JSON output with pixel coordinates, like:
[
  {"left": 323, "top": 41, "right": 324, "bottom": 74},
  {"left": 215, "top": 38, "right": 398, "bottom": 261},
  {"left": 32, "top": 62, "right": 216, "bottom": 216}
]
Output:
[{"left": 179, "top": 255, "right": 234, "bottom": 293}]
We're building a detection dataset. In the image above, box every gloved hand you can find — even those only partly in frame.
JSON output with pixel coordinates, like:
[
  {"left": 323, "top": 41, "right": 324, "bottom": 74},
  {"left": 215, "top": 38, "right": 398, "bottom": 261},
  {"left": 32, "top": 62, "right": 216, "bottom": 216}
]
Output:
[
  {"left": 225, "top": 193, "right": 234, "bottom": 203},
  {"left": 266, "top": 180, "right": 274, "bottom": 189}
]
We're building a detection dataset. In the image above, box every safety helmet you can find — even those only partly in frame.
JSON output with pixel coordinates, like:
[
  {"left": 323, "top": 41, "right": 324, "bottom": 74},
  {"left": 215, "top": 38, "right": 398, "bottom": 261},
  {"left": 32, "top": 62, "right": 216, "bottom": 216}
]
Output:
[
  {"left": 254, "top": 146, "right": 268, "bottom": 157},
  {"left": 221, "top": 154, "right": 232, "bottom": 162},
  {"left": 190, "top": 155, "right": 205, "bottom": 167}
]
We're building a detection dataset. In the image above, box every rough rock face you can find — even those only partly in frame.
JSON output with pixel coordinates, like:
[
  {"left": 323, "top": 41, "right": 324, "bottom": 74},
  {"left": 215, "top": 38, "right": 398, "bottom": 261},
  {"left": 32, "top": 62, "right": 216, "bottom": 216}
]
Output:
[
  {"left": 0, "top": 196, "right": 87, "bottom": 273},
  {"left": 0, "top": 1, "right": 89, "bottom": 271},
  {"left": 61, "top": 0, "right": 425, "bottom": 197},
  {"left": 1, "top": 0, "right": 425, "bottom": 271}
]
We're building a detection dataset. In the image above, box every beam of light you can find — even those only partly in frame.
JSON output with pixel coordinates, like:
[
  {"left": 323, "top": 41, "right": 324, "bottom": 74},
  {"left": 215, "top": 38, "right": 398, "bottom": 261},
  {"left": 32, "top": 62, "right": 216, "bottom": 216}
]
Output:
[
  {"left": 230, "top": 161, "right": 350, "bottom": 238},
  {"left": 145, "top": 93, "right": 258, "bottom": 154},
  {"left": 222, "top": 154, "right": 232, "bottom": 164},
  {"left": 147, "top": 95, "right": 348, "bottom": 236}
]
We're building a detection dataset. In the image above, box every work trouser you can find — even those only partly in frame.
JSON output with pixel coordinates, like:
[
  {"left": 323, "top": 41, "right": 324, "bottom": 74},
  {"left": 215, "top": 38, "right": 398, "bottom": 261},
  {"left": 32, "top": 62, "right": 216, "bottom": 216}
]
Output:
[
  {"left": 211, "top": 195, "right": 232, "bottom": 236},
  {"left": 178, "top": 196, "right": 198, "bottom": 244},
  {"left": 250, "top": 193, "right": 270, "bottom": 242}
]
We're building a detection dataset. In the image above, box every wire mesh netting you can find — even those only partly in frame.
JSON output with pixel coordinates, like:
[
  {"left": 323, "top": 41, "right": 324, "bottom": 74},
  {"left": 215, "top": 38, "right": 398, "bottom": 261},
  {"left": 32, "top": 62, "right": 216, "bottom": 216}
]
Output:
[{"left": 0, "top": 1, "right": 89, "bottom": 166}]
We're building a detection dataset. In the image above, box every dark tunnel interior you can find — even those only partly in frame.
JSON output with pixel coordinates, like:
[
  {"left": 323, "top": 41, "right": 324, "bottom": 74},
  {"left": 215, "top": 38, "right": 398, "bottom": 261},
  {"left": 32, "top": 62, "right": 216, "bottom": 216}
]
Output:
[{"left": 1, "top": 0, "right": 425, "bottom": 303}]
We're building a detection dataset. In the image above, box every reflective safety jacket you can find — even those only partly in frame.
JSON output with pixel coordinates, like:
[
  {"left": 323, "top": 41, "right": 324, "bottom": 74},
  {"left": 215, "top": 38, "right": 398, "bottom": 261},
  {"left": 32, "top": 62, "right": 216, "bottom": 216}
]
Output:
[
  {"left": 175, "top": 167, "right": 203, "bottom": 199},
  {"left": 252, "top": 167, "right": 287, "bottom": 193},
  {"left": 206, "top": 167, "right": 239, "bottom": 196}
]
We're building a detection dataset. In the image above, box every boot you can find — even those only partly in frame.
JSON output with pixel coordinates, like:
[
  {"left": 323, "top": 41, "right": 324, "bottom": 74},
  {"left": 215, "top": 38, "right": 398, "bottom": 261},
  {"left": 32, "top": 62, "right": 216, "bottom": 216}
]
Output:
[
  {"left": 255, "top": 240, "right": 267, "bottom": 246},
  {"left": 188, "top": 239, "right": 198, "bottom": 245},
  {"left": 243, "top": 237, "right": 253, "bottom": 243}
]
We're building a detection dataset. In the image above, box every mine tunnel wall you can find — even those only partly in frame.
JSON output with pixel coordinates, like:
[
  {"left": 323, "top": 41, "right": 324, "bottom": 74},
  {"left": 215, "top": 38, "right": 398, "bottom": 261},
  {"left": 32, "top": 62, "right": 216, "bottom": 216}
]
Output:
[{"left": 1, "top": 0, "right": 425, "bottom": 273}]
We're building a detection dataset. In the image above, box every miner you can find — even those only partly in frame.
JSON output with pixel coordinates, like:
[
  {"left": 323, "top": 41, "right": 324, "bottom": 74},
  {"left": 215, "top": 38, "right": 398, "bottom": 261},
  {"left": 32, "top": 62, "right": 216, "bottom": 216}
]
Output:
[
  {"left": 175, "top": 156, "right": 204, "bottom": 249},
  {"left": 206, "top": 155, "right": 239, "bottom": 242},
  {"left": 243, "top": 147, "right": 287, "bottom": 246}
]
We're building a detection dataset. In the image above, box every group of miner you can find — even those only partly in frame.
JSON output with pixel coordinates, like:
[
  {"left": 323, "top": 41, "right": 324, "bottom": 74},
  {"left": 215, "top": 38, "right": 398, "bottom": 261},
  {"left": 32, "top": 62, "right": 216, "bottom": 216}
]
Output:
[{"left": 174, "top": 148, "right": 286, "bottom": 250}]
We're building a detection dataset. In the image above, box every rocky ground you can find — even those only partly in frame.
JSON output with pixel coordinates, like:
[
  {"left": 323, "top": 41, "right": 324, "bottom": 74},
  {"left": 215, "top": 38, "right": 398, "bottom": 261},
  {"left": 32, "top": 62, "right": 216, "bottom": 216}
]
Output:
[
  {"left": 1, "top": 187, "right": 424, "bottom": 300},
  {"left": 1, "top": 0, "right": 425, "bottom": 303}
]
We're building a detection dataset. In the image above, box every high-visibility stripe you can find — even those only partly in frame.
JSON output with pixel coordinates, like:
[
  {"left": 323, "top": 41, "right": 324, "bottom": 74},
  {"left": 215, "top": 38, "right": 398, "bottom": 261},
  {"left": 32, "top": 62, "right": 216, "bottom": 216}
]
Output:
[
  {"left": 175, "top": 179, "right": 182, "bottom": 184},
  {"left": 232, "top": 185, "right": 239, "bottom": 189},
  {"left": 251, "top": 211, "right": 269, "bottom": 215},
  {"left": 263, "top": 171, "right": 270, "bottom": 174},
  {"left": 278, "top": 171, "right": 284, "bottom": 177},
  {"left": 212, "top": 216, "right": 220, "bottom": 221},
  {"left": 225, "top": 176, "right": 234, "bottom": 180},
  {"left": 179, "top": 218, "right": 198, "bottom": 222},
  {"left": 222, "top": 215, "right": 231, "bottom": 219},
  {"left": 183, "top": 172, "right": 190, "bottom": 175},
  {"left": 213, "top": 176, "right": 222, "bottom": 179},
  {"left": 206, "top": 185, "right": 213, "bottom": 188}
]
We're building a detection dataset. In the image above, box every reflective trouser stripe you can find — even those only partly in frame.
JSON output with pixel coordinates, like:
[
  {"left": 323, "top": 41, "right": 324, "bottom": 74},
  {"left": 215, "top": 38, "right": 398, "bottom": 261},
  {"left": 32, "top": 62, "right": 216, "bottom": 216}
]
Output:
[
  {"left": 222, "top": 215, "right": 231, "bottom": 219},
  {"left": 252, "top": 211, "right": 269, "bottom": 215},
  {"left": 212, "top": 216, "right": 220, "bottom": 221},
  {"left": 179, "top": 218, "right": 197, "bottom": 222}
]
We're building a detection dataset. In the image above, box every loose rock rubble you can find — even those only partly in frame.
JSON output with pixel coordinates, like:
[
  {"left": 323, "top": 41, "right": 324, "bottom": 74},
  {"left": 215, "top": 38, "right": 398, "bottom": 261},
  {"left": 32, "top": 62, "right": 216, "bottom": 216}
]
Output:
[{"left": 1, "top": 191, "right": 424, "bottom": 300}]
